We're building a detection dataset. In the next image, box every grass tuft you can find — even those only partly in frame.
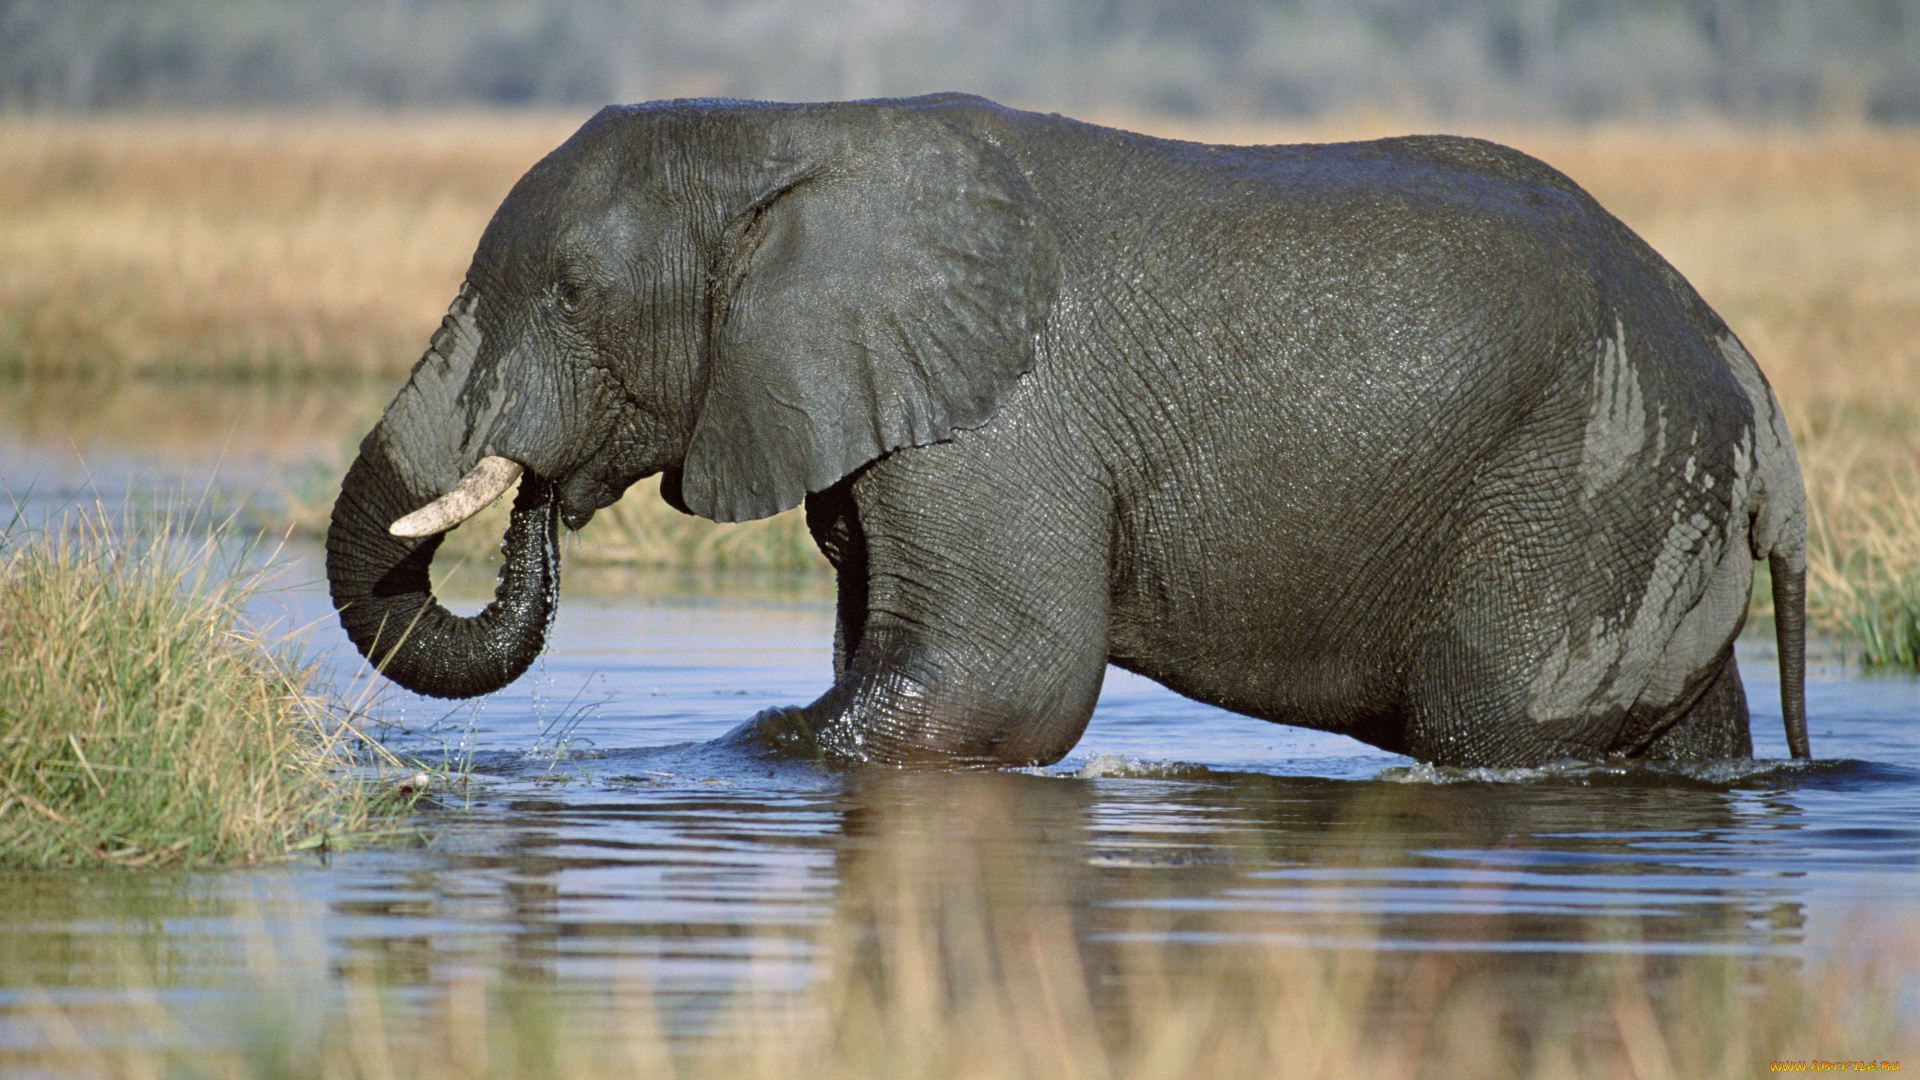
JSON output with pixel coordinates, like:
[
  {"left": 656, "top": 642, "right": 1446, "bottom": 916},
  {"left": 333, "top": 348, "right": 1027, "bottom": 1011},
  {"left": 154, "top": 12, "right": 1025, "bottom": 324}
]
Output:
[
  {"left": 0, "top": 502, "right": 409, "bottom": 868},
  {"left": 1796, "top": 416, "right": 1920, "bottom": 669}
]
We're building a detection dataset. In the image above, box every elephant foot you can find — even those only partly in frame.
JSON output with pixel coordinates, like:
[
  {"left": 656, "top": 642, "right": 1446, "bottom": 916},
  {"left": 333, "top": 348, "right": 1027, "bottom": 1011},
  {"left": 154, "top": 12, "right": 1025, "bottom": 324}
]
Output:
[
  {"left": 717, "top": 704, "right": 1011, "bottom": 768},
  {"left": 718, "top": 706, "right": 833, "bottom": 761}
]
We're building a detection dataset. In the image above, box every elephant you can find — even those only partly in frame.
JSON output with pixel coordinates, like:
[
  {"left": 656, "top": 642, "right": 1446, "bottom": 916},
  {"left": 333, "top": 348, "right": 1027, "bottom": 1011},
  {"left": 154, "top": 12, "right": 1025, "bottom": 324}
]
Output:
[{"left": 326, "top": 93, "right": 1811, "bottom": 769}]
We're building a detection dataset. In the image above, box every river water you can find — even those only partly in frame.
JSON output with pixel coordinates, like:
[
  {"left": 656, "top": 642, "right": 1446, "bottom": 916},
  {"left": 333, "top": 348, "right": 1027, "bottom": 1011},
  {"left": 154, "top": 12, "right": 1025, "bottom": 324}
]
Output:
[{"left": 3, "top": 425, "right": 1919, "bottom": 1053}]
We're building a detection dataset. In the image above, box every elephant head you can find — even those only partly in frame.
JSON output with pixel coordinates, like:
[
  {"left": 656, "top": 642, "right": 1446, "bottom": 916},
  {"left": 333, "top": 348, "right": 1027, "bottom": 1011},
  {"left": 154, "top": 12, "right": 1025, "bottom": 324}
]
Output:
[{"left": 326, "top": 98, "right": 1057, "bottom": 698}]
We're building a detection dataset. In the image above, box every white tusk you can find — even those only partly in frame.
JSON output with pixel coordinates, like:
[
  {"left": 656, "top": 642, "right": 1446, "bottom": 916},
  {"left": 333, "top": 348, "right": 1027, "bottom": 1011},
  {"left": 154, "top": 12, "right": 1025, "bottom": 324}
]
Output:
[{"left": 389, "top": 456, "right": 525, "bottom": 538}]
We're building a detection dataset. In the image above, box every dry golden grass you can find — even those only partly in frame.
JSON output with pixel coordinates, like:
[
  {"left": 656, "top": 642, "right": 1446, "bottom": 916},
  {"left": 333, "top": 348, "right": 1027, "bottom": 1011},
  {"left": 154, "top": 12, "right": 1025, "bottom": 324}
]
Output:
[
  {"left": 11, "top": 114, "right": 1915, "bottom": 411},
  {"left": 6, "top": 113, "right": 1918, "bottom": 642},
  {"left": 1493, "top": 126, "right": 1920, "bottom": 419},
  {"left": 0, "top": 113, "right": 584, "bottom": 381}
]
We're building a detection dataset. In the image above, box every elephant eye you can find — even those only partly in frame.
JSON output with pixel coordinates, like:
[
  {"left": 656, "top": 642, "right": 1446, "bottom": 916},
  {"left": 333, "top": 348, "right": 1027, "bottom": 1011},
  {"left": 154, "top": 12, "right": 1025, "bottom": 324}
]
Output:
[{"left": 555, "top": 279, "right": 587, "bottom": 316}]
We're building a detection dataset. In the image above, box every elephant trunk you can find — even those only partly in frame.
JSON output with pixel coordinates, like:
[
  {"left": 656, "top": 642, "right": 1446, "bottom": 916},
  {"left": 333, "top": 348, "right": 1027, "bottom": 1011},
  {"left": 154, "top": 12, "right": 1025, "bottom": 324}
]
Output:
[{"left": 325, "top": 443, "right": 561, "bottom": 699}]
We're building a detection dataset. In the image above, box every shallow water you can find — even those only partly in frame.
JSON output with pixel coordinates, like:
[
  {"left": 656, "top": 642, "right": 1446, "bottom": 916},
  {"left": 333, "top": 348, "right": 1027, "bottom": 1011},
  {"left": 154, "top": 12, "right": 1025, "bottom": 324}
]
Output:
[
  {"left": 4, "top": 436, "right": 1920, "bottom": 1049},
  {"left": 304, "top": 566, "right": 1920, "bottom": 963}
]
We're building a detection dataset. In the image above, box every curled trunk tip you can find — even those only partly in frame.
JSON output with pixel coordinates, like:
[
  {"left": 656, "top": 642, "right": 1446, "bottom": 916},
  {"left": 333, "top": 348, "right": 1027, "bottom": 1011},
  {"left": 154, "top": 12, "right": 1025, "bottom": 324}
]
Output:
[{"left": 327, "top": 448, "right": 561, "bottom": 699}]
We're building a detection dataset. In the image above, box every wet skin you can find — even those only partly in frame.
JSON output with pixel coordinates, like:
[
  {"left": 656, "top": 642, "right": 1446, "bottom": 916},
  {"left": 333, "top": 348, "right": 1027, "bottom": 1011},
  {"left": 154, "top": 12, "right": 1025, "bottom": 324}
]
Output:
[{"left": 326, "top": 94, "right": 1809, "bottom": 768}]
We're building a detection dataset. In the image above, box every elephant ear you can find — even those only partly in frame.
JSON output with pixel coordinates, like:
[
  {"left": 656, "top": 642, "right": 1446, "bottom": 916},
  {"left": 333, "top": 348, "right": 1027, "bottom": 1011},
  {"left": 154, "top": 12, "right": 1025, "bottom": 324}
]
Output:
[{"left": 680, "top": 108, "right": 1057, "bottom": 522}]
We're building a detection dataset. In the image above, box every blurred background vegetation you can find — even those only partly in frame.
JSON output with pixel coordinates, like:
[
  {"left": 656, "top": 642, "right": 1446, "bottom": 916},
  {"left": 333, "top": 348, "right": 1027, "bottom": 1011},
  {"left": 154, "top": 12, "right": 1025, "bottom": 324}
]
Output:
[{"left": 3, "top": 0, "right": 1918, "bottom": 123}]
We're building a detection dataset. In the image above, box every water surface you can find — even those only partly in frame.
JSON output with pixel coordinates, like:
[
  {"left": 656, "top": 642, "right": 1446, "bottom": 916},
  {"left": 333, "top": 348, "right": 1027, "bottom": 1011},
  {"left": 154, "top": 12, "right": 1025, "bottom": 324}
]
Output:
[{"left": 3, "top": 433, "right": 1918, "bottom": 1049}]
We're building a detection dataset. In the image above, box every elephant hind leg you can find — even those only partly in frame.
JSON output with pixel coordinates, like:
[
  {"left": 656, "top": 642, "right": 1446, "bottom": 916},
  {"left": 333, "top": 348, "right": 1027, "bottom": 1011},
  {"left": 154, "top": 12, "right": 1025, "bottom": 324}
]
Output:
[
  {"left": 1402, "top": 625, "right": 1590, "bottom": 767},
  {"left": 1632, "top": 647, "right": 1752, "bottom": 761}
]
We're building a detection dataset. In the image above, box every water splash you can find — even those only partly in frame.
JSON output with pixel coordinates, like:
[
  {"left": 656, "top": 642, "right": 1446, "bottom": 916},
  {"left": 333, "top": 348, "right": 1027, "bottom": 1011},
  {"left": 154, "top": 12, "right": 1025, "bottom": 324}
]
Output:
[
  {"left": 1065, "top": 753, "right": 1213, "bottom": 780},
  {"left": 1377, "top": 756, "right": 1826, "bottom": 787}
]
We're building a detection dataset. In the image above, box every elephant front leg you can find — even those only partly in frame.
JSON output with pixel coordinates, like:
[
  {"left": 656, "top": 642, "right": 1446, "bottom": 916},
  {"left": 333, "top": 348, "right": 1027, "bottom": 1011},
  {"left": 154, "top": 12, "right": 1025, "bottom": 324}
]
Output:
[
  {"left": 803, "top": 477, "right": 870, "bottom": 682},
  {"left": 760, "top": 453, "right": 1113, "bottom": 767}
]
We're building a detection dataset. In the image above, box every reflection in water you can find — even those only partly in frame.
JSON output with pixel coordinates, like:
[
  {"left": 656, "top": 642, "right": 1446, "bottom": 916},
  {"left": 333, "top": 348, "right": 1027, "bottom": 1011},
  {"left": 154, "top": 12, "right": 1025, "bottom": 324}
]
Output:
[
  {"left": 13, "top": 737, "right": 1907, "bottom": 1056},
  {"left": 12, "top": 704, "right": 1902, "bottom": 1002}
]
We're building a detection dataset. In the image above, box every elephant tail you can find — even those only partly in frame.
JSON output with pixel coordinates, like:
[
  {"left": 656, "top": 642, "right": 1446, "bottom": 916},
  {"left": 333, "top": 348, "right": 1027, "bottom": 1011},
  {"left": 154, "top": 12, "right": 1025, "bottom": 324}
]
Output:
[
  {"left": 1720, "top": 330, "right": 1810, "bottom": 760},
  {"left": 1750, "top": 408, "right": 1810, "bottom": 761},
  {"left": 1768, "top": 549, "right": 1810, "bottom": 760},
  {"left": 1752, "top": 425, "right": 1811, "bottom": 761}
]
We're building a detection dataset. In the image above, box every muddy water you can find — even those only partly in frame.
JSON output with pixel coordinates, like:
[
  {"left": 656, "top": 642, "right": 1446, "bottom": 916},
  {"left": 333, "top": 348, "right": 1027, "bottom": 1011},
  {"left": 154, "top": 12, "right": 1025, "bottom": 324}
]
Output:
[{"left": 3, "top": 418, "right": 1920, "bottom": 1049}]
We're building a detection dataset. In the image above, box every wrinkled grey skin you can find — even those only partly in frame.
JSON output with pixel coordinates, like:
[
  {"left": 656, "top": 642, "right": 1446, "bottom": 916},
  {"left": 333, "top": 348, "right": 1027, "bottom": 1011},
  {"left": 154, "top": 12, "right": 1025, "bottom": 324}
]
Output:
[{"left": 327, "top": 93, "right": 1810, "bottom": 768}]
